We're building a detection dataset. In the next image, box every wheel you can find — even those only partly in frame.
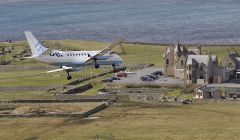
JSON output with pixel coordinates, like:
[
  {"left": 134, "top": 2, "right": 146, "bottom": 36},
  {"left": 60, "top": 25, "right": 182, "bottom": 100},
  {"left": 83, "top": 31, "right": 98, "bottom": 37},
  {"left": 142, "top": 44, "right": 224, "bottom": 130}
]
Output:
[
  {"left": 95, "top": 64, "right": 100, "bottom": 69},
  {"left": 112, "top": 64, "right": 116, "bottom": 69},
  {"left": 67, "top": 75, "right": 72, "bottom": 80}
]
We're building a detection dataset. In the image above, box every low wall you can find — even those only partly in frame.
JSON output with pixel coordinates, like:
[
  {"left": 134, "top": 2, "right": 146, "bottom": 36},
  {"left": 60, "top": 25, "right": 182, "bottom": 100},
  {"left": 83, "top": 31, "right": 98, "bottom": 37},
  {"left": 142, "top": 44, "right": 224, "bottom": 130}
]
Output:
[
  {"left": 0, "top": 99, "right": 115, "bottom": 118},
  {"left": 59, "top": 84, "right": 93, "bottom": 94},
  {"left": 66, "top": 66, "right": 126, "bottom": 85}
]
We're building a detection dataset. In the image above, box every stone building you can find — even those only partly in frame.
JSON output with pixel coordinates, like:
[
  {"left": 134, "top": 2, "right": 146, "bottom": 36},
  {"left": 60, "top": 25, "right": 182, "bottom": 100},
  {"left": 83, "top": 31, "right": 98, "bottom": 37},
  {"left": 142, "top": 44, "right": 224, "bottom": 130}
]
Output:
[
  {"left": 220, "top": 50, "right": 240, "bottom": 79},
  {"left": 194, "top": 87, "right": 222, "bottom": 99},
  {"left": 163, "top": 43, "right": 229, "bottom": 84}
]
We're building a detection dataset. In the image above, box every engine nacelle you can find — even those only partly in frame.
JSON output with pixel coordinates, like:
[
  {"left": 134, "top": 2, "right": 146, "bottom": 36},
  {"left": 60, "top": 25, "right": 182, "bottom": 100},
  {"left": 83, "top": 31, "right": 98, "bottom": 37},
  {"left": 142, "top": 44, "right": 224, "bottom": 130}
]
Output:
[{"left": 96, "top": 53, "right": 122, "bottom": 66}]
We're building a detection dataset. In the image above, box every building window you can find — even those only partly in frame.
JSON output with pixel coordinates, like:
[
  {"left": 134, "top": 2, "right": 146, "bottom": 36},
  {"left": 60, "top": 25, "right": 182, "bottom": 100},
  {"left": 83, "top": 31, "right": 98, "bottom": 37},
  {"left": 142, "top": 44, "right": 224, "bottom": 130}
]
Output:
[
  {"left": 200, "top": 74, "right": 204, "bottom": 79},
  {"left": 189, "top": 75, "right": 192, "bottom": 80},
  {"left": 181, "top": 60, "right": 184, "bottom": 66},
  {"left": 229, "top": 63, "right": 232, "bottom": 67},
  {"left": 166, "top": 59, "right": 169, "bottom": 65}
]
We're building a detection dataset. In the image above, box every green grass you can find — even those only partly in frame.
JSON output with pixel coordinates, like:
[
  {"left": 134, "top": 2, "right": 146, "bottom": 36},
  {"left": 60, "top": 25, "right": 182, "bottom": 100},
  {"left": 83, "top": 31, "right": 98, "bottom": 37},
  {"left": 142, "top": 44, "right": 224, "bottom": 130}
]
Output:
[
  {"left": 1, "top": 40, "right": 240, "bottom": 97},
  {"left": 1, "top": 41, "right": 240, "bottom": 139},
  {"left": 0, "top": 101, "right": 240, "bottom": 140},
  {"left": 0, "top": 67, "right": 112, "bottom": 86}
]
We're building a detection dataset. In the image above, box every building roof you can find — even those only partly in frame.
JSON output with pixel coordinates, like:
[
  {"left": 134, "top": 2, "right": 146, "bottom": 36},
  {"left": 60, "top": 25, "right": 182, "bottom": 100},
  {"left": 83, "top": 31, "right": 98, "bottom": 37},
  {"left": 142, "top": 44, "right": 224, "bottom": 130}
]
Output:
[
  {"left": 186, "top": 55, "right": 216, "bottom": 65},
  {"left": 228, "top": 54, "right": 240, "bottom": 69},
  {"left": 174, "top": 42, "right": 182, "bottom": 57},
  {"left": 188, "top": 48, "right": 199, "bottom": 55},
  {"left": 162, "top": 48, "right": 171, "bottom": 58}
]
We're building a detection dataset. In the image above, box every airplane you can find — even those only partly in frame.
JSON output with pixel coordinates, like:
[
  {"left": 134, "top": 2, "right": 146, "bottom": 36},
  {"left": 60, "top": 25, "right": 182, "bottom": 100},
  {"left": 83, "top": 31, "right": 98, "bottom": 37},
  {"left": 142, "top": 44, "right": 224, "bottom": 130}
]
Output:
[{"left": 24, "top": 31, "right": 124, "bottom": 80}]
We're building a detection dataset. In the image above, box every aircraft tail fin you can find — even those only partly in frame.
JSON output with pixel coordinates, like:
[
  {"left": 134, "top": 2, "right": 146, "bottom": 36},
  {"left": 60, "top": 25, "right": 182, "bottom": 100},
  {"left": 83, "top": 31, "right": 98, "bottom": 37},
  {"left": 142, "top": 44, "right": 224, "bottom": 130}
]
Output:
[{"left": 24, "top": 31, "right": 48, "bottom": 56}]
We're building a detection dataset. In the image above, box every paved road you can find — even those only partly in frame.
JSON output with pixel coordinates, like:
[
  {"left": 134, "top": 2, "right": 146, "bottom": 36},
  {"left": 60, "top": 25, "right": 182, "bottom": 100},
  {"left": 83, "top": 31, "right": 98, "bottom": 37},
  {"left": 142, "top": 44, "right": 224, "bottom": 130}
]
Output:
[{"left": 114, "top": 67, "right": 184, "bottom": 85}]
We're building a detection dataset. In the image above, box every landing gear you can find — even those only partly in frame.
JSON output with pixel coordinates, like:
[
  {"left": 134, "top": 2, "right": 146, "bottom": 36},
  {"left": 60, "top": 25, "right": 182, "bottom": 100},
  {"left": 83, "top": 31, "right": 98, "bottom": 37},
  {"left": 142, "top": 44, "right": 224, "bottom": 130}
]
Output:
[
  {"left": 94, "top": 58, "right": 100, "bottom": 69},
  {"left": 95, "top": 64, "right": 100, "bottom": 69},
  {"left": 66, "top": 70, "right": 72, "bottom": 80},
  {"left": 112, "top": 64, "right": 116, "bottom": 70},
  {"left": 67, "top": 75, "right": 72, "bottom": 80},
  {"left": 112, "top": 64, "right": 116, "bottom": 72}
]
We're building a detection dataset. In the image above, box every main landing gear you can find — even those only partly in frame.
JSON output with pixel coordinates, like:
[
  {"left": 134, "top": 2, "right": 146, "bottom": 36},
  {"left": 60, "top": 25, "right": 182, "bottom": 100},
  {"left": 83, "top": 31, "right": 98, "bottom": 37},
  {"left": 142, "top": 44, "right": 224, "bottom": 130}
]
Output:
[
  {"left": 112, "top": 64, "right": 116, "bottom": 70},
  {"left": 66, "top": 70, "right": 72, "bottom": 80},
  {"left": 95, "top": 64, "right": 100, "bottom": 69},
  {"left": 94, "top": 58, "right": 100, "bottom": 69},
  {"left": 112, "top": 64, "right": 116, "bottom": 72}
]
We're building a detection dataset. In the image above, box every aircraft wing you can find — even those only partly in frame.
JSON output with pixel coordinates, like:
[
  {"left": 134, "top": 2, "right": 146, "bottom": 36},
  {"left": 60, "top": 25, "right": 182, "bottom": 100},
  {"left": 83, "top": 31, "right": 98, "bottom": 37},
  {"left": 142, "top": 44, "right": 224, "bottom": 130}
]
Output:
[
  {"left": 45, "top": 66, "right": 73, "bottom": 73},
  {"left": 84, "top": 37, "right": 125, "bottom": 65}
]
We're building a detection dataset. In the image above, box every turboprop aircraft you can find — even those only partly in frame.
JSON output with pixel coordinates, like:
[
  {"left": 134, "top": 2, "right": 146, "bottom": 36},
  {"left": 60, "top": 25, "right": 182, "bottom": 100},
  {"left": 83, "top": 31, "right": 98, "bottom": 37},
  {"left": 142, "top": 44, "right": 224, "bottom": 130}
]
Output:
[{"left": 24, "top": 31, "right": 124, "bottom": 80}]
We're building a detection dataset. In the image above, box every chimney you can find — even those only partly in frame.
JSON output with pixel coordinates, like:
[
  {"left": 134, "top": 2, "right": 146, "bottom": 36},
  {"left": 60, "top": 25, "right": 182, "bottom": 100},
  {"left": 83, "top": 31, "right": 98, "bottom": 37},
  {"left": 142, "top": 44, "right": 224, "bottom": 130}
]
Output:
[
  {"left": 208, "top": 49, "right": 212, "bottom": 64},
  {"left": 198, "top": 45, "right": 202, "bottom": 55},
  {"left": 226, "top": 49, "right": 230, "bottom": 56}
]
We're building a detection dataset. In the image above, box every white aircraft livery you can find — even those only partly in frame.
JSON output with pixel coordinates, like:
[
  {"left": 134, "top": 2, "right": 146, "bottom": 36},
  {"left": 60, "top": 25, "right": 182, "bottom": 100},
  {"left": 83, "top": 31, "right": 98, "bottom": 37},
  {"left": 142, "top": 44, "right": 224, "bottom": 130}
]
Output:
[{"left": 25, "top": 31, "right": 124, "bottom": 80}]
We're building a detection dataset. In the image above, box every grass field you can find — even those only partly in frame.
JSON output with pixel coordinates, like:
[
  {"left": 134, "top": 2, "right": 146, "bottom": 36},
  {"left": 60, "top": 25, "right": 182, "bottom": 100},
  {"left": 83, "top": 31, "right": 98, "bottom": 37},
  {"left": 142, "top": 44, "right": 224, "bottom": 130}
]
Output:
[
  {"left": 1, "top": 41, "right": 240, "bottom": 100},
  {"left": 1, "top": 40, "right": 240, "bottom": 87},
  {"left": 1, "top": 40, "right": 240, "bottom": 140},
  {"left": 0, "top": 101, "right": 240, "bottom": 140}
]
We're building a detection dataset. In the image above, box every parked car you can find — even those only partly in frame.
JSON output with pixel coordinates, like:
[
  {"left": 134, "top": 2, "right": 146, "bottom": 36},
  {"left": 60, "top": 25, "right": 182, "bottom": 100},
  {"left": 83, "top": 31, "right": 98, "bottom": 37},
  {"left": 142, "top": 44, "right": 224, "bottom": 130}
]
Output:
[
  {"left": 115, "top": 72, "right": 127, "bottom": 77},
  {"left": 124, "top": 70, "right": 134, "bottom": 74},
  {"left": 97, "top": 88, "right": 109, "bottom": 92},
  {"left": 97, "top": 88, "right": 116, "bottom": 95},
  {"left": 111, "top": 76, "right": 121, "bottom": 80},
  {"left": 146, "top": 74, "right": 158, "bottom": 80},
  {"left": 101, "top": 78, "right": 113, "bottom": 83},
  {"left": 140, "top": 76, "right": 152, "bottom": 81},
  {"left": 152, "top": 70, "right": 163, "bottom": 76}
]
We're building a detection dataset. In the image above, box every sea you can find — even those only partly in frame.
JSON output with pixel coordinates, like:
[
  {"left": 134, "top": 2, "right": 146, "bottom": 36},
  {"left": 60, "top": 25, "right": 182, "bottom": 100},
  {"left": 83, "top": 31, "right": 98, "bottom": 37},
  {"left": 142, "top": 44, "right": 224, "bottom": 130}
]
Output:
[{"left": 1, "top": 0, "right": 240, "bottom": 44}]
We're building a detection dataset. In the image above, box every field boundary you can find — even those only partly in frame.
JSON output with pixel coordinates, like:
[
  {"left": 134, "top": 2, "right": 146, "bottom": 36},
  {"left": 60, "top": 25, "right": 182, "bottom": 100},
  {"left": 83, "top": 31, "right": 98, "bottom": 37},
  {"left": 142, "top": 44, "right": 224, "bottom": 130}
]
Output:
[{"left": 0, "top": 99, "right": 116, "bottom": 118}]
